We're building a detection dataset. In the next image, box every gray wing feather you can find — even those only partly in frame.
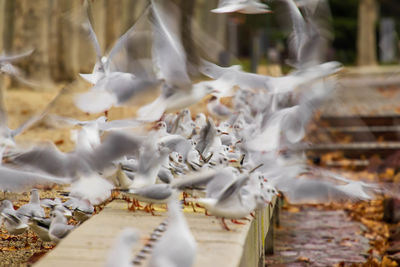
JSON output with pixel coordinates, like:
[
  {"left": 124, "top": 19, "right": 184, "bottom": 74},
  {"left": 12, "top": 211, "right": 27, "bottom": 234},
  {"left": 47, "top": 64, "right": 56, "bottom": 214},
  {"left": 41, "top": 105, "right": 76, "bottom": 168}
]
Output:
[{"left": 0, "top": 165, "right": 71, "bottom": 192}]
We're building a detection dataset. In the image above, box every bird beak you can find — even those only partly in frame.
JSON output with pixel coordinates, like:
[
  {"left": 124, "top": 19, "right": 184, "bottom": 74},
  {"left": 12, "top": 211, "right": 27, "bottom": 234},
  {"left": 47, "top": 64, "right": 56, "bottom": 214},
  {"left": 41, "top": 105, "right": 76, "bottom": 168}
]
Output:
[
  {"left": 276, "top": 192, "right": 282, "bottom": 197},
  {"left": 264, "top": 178, "right": 268, "bottom": 182},
  {"left": 229, "top": 159, "right": 237, "bottom": 163},
  {"left": 221, "top": 132, "right": 229, "bottom": 135}
]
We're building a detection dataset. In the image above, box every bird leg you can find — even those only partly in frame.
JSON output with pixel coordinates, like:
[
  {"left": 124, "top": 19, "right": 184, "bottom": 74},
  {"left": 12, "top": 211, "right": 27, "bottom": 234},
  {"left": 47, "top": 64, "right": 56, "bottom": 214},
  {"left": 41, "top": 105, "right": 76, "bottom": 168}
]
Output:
[
  {"left": 231, "top": 219, "right": 246, "bottom": 225},
  {"left": 195, "top": 203, "right": 204, "bottom": 209},
  {"left": 134, "top": 199, "right": 143, "bottom": 208},
  {"left": 110, "top": 190, "right": 119, "bottom": 200},
  {"left": 190, "top": 202, "right": 197, "bottom": 212},
  {"left": 124, "top": 197, "right": 132, "bottom": 209},
  {"left": 144, "top": 204, "right": 156, "bottom": 216},
  {"left": 220, "top": 218, "right": 231, "bottom": 231},
  {"left": 182, "top": 192, "right": 189, "bottom": 205},
  {"left": 128, "top": 201, "right": 136, "bottom": 212}
]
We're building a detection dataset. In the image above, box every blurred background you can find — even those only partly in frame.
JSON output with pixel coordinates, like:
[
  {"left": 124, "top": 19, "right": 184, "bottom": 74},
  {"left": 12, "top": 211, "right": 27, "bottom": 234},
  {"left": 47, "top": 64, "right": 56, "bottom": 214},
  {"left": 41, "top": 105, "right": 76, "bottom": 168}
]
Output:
[{"left": 0, "top": 0, "right": 397, "bottom": 86}]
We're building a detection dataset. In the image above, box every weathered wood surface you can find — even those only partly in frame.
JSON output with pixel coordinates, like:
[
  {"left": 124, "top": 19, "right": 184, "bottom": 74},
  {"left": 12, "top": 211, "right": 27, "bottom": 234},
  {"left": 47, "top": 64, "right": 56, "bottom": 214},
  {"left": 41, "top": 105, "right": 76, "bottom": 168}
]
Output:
[{"left": 35, "top": 198, "right": 276, "bottom": 267}]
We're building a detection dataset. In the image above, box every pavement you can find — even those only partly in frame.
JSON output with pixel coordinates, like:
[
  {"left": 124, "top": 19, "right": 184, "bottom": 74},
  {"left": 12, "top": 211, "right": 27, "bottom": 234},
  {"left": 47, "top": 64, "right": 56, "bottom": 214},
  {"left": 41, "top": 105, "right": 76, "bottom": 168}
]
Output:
[{"left": 265, "top": 206, "right": 370, "bottom": 267}]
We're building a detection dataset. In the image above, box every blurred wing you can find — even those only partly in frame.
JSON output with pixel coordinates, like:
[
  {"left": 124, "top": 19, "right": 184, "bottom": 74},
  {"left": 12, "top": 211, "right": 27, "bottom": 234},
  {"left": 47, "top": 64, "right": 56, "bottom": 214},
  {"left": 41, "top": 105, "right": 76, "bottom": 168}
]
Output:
[
  {"left": 82, "top": 0, "right": 104, "bottom": 71},
  {"left": 69, "top": 174, "right": 113, "bottom": 205},
  {"left": 89, "top": 131, "right": 143, "bottom": 170},
  {"left": 0, "top": 49, "right": 34, "bottom": 63},
  {"left": 107, "top": 4, "right": 151, "bottom": 65},
  {"left": 217, "top": 174, "right": 249, "bottom": 204},
  {"left": 129, "top": 184, "right": 172, "bottom": 200},
  {"left": 12, "top": 86, "right": 68, "bottom": 137},
  {"left": 151, "top": 0, "right": 192, "bottom": 90},
  {"left": 9, "top": 144, "right": 70, "bottom": 177},
  {"left": 172, "top": 169, "right": 217, "bottom": 190},
  {"left": 99, "top": 118, "right": 145, "bottom": 131},
  {"left": 0, "top": 165, "right": 71, "bottom": 193}
]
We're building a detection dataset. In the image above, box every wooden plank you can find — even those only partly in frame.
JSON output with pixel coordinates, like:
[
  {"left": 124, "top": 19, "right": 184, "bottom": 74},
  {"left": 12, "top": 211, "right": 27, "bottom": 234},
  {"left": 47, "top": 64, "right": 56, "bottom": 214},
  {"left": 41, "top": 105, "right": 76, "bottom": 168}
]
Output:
[{"left": 36, "top": 199, "right": 276, "bottom": 267}]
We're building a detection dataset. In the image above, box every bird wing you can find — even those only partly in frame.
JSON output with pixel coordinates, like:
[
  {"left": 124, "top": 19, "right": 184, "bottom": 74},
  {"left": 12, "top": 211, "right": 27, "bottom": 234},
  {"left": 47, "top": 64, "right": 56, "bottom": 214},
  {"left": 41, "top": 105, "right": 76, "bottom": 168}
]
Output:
[
  {"left": 217, "top": 174, "right": 249, "bottom": 204},
  {"left": 0, "top": 49, "right": 34, "bottom": 63},
  {"left": 88, "top": 131, "right": 143, "bottom": 171},
  {"left": 151, "top": 0, "right": 192, "bottom": 92},
  {"left": 11, "top": 86, "right": 67, "bottom": 138},
  {"left": 0, "top": 165, "right": 71, "bottom": 193}
]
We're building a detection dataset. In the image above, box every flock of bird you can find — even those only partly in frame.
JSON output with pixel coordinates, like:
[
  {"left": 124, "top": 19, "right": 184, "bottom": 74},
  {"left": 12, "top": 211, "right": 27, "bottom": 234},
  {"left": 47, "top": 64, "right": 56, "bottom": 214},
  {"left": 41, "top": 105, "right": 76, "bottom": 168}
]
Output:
[{"left": 0, "top": 0, "right": 385, "bottom": 266}]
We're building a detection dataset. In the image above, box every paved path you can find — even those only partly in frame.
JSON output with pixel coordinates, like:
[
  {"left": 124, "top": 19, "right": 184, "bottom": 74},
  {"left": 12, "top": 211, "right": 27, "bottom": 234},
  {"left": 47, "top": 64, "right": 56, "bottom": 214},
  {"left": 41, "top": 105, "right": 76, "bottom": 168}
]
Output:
[
  {"left": 320, "top": 74, "right": 400, "bottom": 116},
  {"left": 265, "top": 206, "right": 370, "bottom": 267}
]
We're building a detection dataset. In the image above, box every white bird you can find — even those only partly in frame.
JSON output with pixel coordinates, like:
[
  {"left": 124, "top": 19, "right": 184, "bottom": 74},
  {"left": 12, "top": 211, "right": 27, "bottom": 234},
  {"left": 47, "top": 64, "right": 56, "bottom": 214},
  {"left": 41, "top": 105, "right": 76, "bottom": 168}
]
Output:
[
  {"left": 9, "top": 131, "right": 143, "bottom": 178},
  {"left": 28, "top": 217, "right": 52, "bottom": 242},
  {"left": 0, "top": 49, "right": 39, "bottom": 88},
  {"left": 191, "top": 174, "right": 257, "bottom": 230},
  {"left": 76, "top": 3, "right": 160, "bottom": 113},
  {"left": 63, "top": 197, "right": 94, "bottom": 223},
  {"left": 148, "top": 194, "right": 197, "bottom": 267},
  {"left": 16, "top": 189, "right": 45, "bottom": 224},
  {"left": 105, "top": 228, "right": 140, "bottom": 267},
  {"left": 0, "top": 165, "right": 71, "bottom": 193},
  {"left": 49, "top": 210, "right": 74, "bottom": 243},
  {"left": 0, "top": 200, "right": 28, "bottom": 235},
  {"left": 212, "top": 0, "right": 271, "bottom": 14},
  {"left": 68, "top": 173, "right": 114, "bottom": 206},
  {"left": 137, "top": 0, "right": 214, "bottom": 121}
]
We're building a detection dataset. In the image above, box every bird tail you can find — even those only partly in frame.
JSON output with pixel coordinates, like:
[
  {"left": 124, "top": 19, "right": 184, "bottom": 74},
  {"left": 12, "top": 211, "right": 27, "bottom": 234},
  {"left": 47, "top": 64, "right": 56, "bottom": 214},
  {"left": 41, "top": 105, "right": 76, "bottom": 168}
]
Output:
[
  {"left": 74, "top": 90, "right": 117, "bottom": 114},
  {"left": 137, "top": 96, "right": 167, "bottom": 122}
]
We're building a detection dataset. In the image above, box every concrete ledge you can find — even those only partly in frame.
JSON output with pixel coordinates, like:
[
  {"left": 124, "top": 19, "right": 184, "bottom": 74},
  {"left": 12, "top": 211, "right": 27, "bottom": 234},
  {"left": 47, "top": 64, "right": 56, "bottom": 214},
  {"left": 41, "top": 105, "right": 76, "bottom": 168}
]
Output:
[
  {"left": 35, "top": 198, "right": 276, "bottom": 267},
  {"left": 342, "top": 65, "right": 400, "bottom": 76}
]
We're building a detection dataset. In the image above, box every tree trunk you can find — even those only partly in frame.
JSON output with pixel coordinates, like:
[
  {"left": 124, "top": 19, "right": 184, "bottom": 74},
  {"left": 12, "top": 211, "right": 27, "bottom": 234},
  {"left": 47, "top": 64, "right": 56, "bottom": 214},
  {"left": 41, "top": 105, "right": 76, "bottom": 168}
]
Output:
[
  {"left": 194, "top": 0, "right": 228, "bottom": 64},
  {"left": 105, "top": 0, "right": 123, "bottom": 51},
  {"left": 357, "top": 0, "right": 378, "bottom": 66},
  {"left": 180, "top": 0, "right": 199, "bottom": 76},
  {"left": 48, "top": 0, "right": 80, "bottom": 82},
  {"left": 13, "top": 0, "right": 50, "bottom": 82},
  {"left": 3, "top": 0, "right": 14, "bottom": 53}
]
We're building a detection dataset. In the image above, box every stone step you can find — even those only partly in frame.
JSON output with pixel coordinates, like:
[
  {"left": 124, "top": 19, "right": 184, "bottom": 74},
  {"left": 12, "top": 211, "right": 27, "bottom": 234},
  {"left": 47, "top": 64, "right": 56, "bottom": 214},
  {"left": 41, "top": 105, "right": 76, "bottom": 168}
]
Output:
[
  {"left": 321, "top": 159, "right": 370, "bottom": 171},
  {"left": 325, "top": 126, "right": 400, "bottom": 142},
  {"left": 306, "top": 142, "right": 400, "bottom": 159},
  {"left": 320, "top": 115, "right": 400, "bottom": 127}
]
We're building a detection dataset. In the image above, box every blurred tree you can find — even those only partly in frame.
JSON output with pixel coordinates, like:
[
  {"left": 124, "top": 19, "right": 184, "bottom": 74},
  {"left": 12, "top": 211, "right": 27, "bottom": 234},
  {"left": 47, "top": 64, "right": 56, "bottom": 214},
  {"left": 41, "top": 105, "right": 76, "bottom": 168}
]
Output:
[
  {"left": 357, "top": 0, "right": 378, "bottom": 66},
  {"left": 13, "top": 0, "right": 51, "bottom": 81},
  {"left": 329, "top": 0, "right": 358, "bottom": 64},
  {"left": 180, "top": 0, "right": 199, "bottom": 76}
]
